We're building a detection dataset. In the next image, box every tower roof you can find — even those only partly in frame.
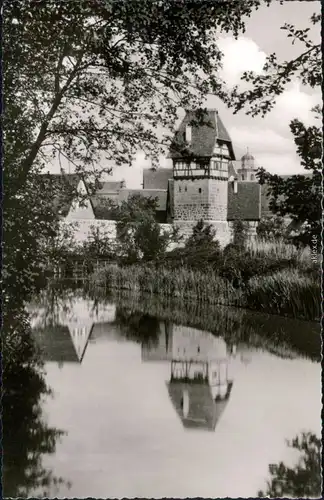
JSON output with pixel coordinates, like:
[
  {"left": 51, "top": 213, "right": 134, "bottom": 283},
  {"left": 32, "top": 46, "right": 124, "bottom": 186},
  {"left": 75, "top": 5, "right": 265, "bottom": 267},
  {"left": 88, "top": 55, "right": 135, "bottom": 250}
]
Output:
[
  {"left": 241, "top": 152, "right": 255, "bottom": 161},
  {"left": 169, "top": 109, "right": 236, "bottom": 160}
]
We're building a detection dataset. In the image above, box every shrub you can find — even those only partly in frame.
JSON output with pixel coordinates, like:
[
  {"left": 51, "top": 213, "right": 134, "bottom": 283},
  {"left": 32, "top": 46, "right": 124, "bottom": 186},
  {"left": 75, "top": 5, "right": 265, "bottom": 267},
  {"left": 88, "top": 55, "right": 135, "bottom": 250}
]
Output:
[
  {"left": 219, "top": 242, "right": 300, "bottom": 287},
  {"left": 185, "top": 219, "right": 219, "bottom": 250},
  {"left": 256, "top": 215, "right": 288, "bottom": 241},
  {"left": 244, "top": 269, "right": 321, "bottom": 320},
  {"left": 232, "top": 219, "right": 249, "bottom": 248}
]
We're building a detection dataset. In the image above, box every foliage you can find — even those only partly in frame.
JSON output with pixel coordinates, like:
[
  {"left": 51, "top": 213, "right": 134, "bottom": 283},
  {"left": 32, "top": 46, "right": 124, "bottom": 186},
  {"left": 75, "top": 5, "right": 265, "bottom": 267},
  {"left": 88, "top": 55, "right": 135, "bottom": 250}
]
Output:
[
  {"left": 185, "top": 219, "right": 220, "bottom": 251},
  {"left": 4, "top": 0, "right": 266, "bottom": 190},
  {"left": 258, "top": 432, "right": 321, "bottom": 498},
  {"left": 220, "top": 239, "right": 318, "bottom": 289},
  {"left": 244, "top": 269, "right": 321, "bottom": 321},
  {"left": 3, "top": 0, "right": 268, "bottom": 319},
  {"left": 161, "top": 245, "right": 222, "bottom": 272},
  {"left": 81, "top": 223, "right": 116, "bottom": 259},
  {"left": 227, "top": 13, "right": 321, "bottom": 116},
  {"left": 232, "top": 219, "right": 249, "bottom": 248},
  {"left": 246, "top": 238, "right": 312, "bottom": 263},
  {"left": 257, "top": 110, "right": 322, "bottom": 247},
  {"left": 220, "top": 246, "right": 298, "bottom": 288},
  {"left": 114, "top": 194, "right": 180, "bottom": 263},
  {"left": 90, "top": 252, "right": 320, "bottom": 320},
  {"left": 91, "top": 263, "right": 237, "bottom": 305},
  {"left": 162, "top": 237, "right": 316, "bottom": 288},
  {"left": 89, "top": 232, "right": 320, "bottom": 320},
  {"left": 225, "top": 11, "right": 321, "bottom": 247},
  {"left": 44, "top": 220, "right": 80, "bottom": 266},
  {"left": 3, "top": 171, "right": 65, "bottom": 309},
  {"left": 153, "top": 220, "right": 221, "bottom": 270},
  {"left": 256, "top": 215, "right": 288, "bottom": 241}
]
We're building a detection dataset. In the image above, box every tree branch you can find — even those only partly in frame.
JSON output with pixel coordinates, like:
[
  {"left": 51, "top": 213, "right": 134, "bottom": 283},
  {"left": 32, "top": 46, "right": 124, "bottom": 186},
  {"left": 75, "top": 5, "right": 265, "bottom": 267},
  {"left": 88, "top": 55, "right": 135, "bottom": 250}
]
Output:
[{"left": 17, "top": 51, "right": 85, "bottom": 191}]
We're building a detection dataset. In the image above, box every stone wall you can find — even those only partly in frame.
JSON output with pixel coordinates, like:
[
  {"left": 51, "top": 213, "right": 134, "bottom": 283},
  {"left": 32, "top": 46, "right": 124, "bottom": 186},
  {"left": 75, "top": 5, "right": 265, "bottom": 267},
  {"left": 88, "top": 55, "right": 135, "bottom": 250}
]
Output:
[
  {"left": 174, "top": 220, "right": 232, "bottom": 248},
  {"left": 173, "top": 178, "right": 228, "bottom": 221}
]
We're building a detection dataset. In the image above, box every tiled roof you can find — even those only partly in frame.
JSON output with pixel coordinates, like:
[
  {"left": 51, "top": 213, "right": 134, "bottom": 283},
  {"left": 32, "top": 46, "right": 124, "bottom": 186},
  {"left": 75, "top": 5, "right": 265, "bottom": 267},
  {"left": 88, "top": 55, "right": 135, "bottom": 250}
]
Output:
[
  {"left": 95, "top": 181, "right": 124, "bottom": 194},
  {"left": 143, "top": 168, "right": 173, "bottom": 189},
  {"left": 118, "top": 189, "right": 168, "bottom": 211},
  {"left": 227, "top": 181, "right": 261, "bottom": 220},
  {"left": 91, "top": 194, "right": 119, "bottom": 220},
  {"left": 33, "top": 325, "right": 80, "bottom": 363},
  {"left": 41, "top": 172, "right": 80, "bottom": 188},
  {"left": 169, "top": 109, "right": 236, "bottom": 161}
]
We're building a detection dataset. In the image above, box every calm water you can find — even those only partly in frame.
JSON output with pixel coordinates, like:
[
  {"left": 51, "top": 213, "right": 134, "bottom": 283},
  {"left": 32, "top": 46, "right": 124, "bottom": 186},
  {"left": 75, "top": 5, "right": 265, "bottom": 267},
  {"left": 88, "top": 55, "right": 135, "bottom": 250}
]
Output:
[{"left": 11, "top": 290, "right": 322, "bottom": 498}]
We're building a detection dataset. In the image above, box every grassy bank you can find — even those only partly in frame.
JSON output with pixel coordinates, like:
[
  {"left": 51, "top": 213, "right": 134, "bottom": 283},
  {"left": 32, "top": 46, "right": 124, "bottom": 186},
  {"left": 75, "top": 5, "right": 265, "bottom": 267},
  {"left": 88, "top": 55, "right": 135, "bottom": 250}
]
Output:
[{"left": 88, "top": 239, "right": 320, "bottom": 321}]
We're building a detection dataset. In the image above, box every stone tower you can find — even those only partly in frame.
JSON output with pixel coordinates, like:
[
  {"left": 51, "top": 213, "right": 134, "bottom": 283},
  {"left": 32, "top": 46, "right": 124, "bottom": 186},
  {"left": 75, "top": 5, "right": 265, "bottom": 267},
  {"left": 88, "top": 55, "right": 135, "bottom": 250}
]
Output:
[
  {"left": 237, "top": 148, "right": 258, "bottom": 182},
  {"left": 169, "top": 109, "right": 236, "bottom": 245}
]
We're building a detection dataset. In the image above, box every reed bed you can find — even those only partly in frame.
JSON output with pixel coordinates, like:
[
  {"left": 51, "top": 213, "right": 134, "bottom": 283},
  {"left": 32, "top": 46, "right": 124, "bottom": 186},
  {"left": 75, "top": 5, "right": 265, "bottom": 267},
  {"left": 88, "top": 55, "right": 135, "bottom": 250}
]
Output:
[
  {"left": 244, "top": 269, "right": 321, "bottom": 321},
  {"left": 91, "top": 264, "right": 240, "bottom": 306},
  {"left": 247, "top": 238, "right": 314, "bottom": 267},
  {"left": 90, "top": 263, "right": 320, "bottom": 321}
]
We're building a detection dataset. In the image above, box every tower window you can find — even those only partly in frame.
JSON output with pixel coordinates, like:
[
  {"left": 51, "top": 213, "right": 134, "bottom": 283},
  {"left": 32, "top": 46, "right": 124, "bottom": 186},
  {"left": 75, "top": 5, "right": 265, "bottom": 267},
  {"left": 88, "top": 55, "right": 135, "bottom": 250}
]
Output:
[
  {"left": 242, "top": 175, "right": 245, "bottom": 181},
  {"left": 198, "top": 188, "right": 202, "bottom": 193},
  {"left": 179, "top": 186, "right": 181, "bottom": 192},
  {"left": 184, "top": 186, "right": 187, "bottom": 192},
  {"left": 251, "top": 174, "right": 255, "bottom": 181}
]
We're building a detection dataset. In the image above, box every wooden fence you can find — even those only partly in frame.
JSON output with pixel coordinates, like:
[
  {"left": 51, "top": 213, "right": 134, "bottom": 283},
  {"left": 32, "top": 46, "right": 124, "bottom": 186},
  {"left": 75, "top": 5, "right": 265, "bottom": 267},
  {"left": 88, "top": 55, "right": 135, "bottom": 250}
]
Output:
[{"left": 50, "top": 258, "right": 111, "bottom": 281}]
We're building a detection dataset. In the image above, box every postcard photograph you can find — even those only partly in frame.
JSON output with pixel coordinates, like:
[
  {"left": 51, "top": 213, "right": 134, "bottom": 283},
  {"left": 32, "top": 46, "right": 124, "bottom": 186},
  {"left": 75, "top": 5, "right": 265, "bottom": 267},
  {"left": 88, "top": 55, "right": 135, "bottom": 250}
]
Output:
[{"left": 2, "top": 0, "right": 322, "bottom": 498}]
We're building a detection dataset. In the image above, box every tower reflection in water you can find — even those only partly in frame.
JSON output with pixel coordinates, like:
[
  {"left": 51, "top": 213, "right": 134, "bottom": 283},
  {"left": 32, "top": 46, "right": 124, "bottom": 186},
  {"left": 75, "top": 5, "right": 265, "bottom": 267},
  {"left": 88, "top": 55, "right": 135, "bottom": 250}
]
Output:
[{"left": 142, "top": 322, "right": 235, "bottom": 431}]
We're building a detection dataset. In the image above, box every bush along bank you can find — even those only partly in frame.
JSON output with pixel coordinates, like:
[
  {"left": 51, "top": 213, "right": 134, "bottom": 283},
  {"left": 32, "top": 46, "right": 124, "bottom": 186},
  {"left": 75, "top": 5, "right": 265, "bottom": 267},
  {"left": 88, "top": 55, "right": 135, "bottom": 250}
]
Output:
[{"left": 89, "top": 259, "right": 320, "bottom": 322}]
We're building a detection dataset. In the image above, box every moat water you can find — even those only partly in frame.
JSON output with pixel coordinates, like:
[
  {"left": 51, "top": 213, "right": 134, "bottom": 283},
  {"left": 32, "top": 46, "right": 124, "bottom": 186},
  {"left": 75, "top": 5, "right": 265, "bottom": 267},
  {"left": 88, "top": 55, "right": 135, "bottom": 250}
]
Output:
[{"left": 5, "top": 288, "right": 321, "bottom": 498}]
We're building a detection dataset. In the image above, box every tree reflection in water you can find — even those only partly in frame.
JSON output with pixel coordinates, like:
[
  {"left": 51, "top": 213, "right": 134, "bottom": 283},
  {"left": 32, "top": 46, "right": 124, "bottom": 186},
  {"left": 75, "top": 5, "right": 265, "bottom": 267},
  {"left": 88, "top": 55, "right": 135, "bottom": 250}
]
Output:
[
  {"left": 115, "top": 308, "right": 161, "bottom": 348},
  {"left": 2, "top": 308, "right": 71, "bottom": 498},
  {"left": 258, "top": 432, "right": 321, "bottom": 498}
]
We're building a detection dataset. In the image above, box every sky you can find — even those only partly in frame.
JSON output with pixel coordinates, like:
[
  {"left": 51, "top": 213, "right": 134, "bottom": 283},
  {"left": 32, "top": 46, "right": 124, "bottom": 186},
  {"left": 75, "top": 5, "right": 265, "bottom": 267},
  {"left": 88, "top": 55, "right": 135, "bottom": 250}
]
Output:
[{"left": 49, "top": 1, "right": 321, "bottom": 187}]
